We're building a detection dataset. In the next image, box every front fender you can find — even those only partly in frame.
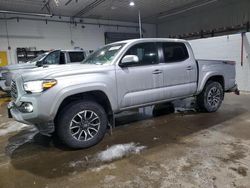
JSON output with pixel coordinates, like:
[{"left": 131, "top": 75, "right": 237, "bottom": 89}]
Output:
[{"left": 48, "top": 83, "right": 117, "bottom": 119}]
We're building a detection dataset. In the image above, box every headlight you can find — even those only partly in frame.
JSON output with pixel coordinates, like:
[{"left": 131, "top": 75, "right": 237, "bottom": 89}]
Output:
[{"left": 23, "top": 79, "right": 57, "bottom": 93}]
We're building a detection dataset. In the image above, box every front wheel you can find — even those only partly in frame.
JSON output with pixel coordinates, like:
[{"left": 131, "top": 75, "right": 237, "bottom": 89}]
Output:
[
  {"left": 197, "top": 81, "right": 224, "bottom": 112},
  {"left": 56, "top": 100, "right": 108, "bottom": 149}
]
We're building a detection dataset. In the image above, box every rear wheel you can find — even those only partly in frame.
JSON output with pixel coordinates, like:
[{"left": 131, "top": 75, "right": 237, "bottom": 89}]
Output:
[
  {"left": 197, "top": 81, "right": 224, "bottom": 112},
  {"left": 56, "top": 100, "right": 108, "bottom": 149}
]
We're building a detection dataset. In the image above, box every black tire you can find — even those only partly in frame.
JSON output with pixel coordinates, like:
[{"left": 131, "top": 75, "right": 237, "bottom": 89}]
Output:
[
  {"left": 196, "top": 81, "right": 224, "bottom": 112},
  {"left": 56, "top": 100, "right": 108, "bottom": 149}
]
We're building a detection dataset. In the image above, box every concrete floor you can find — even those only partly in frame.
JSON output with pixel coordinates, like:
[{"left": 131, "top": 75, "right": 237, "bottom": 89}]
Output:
[{"left": 0, "top": 92, "right": 250, "bottom": 188}]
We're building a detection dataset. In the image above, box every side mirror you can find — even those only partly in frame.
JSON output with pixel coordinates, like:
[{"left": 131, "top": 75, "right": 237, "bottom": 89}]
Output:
[
  {"left": 36, "top": 60, "right": 43, "bottom": 67},
  {"left": 120, "top": 55, "right": 139, "bottom": 67}
]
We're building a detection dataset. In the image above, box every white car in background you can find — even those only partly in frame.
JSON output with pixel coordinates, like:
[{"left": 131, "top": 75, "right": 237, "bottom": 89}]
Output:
[{"left": 0, "top": 50, "right": 86, "bottom": 93}]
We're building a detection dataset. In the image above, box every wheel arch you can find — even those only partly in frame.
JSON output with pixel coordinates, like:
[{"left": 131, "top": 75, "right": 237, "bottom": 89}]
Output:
[
  {"left": 198, "top": 73, "right": 225, "bottom": 94},
  {"left": 206, "top": 75, "right": 225, "bottom": 90},
  {"left": 54, "top": 90, "right": 114, "bottom": 124}
]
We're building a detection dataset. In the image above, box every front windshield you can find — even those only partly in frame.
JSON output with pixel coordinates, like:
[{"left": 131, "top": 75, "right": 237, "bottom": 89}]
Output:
[
  {"left": 82, "top": 43, "right": 125, "bottom": 65},
  {"left": 29, "top": 53, "right": 48, "bottom": 63}
]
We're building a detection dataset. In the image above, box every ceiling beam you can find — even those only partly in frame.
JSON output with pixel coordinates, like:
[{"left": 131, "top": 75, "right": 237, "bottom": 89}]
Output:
[
  {"left": 157, "top": 0, "right": 218, "bottom": 20},
  {"left": 41, "top": 0, "right": 53, "bottom": 15},
  {"left": 0, "top": 16, "right": 141, "bottom": 30},
  {"left": 65, "top": 0, "right": 73, "bottom": 6},
  {"left": 73, "top": 0, "right": 106, "bottom": 18},
  {"left": 0, "top": 10, "right": 52, "bottom": 17}
]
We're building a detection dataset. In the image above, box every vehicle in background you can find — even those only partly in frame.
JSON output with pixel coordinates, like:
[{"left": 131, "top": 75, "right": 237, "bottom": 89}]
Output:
[
  {"left": 0, "top": 50, "right": 86, "bottom": 92},
  {"left": 8, "top": 38, "right": 239, "bottom": 149}
]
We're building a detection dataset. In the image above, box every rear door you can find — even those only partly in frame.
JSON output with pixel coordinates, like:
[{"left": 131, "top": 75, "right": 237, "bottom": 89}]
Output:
[
  {"left": 159, "top": 42, "right": 197, "bottom": 99},
  {"left": 116, "top": 42, "right": 164, "bottom": 109}
]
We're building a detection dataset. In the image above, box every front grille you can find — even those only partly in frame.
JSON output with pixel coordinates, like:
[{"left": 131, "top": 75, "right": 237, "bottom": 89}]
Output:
[{"left": 11, "top": 81, "right": 18, "bottom": 100}]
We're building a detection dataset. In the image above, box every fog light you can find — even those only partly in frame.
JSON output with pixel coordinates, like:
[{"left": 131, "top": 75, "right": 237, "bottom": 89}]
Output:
[{"left": 21, "top": 103, "right": 33, "bottom": 113}]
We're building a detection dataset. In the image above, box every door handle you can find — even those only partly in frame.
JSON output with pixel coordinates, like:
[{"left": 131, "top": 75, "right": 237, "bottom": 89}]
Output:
[
  {"left": 186, "top": 66, "right": 194, "bottom": 70},
  {"left": 152, "top": 69, "right": 163, "bottom": 74}
]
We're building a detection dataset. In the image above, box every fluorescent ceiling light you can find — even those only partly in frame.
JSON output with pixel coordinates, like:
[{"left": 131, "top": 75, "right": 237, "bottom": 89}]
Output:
[
  {"left": 129, "top": 1, "right": 135, "bottom": 7},
  {"left": 54, "top": 0, "right": 60, "bottom": 6}
]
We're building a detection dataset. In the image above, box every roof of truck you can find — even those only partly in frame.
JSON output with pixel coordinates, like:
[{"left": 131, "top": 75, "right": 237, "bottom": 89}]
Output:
[
  {"left": 112, "top": 38, "right": 187, "bottom": 45},
  {"left": 61, "top": 50, "right": 85, "bottom": 52}
]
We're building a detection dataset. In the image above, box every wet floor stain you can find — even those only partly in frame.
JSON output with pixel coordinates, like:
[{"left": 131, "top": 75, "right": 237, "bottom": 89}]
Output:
[
  {"left": 0, "top": 94, "right": 250, "bottom": 188},
  {"left": 229, "top": 166, "right": 248, "bottom": 177},
  {"left": 0, "top": 98, "right": 10, "bottom": 106}
]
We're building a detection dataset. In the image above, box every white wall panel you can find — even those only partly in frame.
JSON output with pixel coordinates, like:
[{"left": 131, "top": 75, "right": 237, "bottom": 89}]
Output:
[
  {"left": 0, "top": 17, "right": 156, "bottom": 64},
  {"left": 157, "top": 0, "right": 250, "bottom": 37},
  {"left": 189, "top": 33, "right": 250, "bottom": 92}
]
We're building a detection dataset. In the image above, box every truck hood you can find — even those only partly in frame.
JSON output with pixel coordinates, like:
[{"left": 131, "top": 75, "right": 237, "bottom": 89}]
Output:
[
  {"left": 0, "top": 62, "right": 37, "bottom": 71},
  {"left": 20, "top": 63, "right": 114, "bottom": 82},
  {"left": 11, "top": 64, "right": 63, "bottom": 75}
]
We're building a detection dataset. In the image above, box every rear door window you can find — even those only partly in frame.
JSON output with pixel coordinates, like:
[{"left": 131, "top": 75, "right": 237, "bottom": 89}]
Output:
[
  {"left": 162, "top": 42, "right": 189, "bottom": 63},
  {"left": 68, "top": 52, "right": 85, "bottom": 62}
]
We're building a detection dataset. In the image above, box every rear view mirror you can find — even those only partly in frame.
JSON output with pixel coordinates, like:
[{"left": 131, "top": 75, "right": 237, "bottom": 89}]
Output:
[{"left": 120, "top": 55, "right": 139, "bottom": 67}]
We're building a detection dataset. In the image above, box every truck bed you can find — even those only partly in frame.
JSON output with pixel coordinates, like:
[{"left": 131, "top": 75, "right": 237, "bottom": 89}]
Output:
[{"left": 196, "top": 59, "right": 236, "bottom": 93}]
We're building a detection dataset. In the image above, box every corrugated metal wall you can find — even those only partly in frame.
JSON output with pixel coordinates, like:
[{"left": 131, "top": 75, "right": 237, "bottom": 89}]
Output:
[{"left": 157, "top": 0, "right": 250, "bottom": 38}]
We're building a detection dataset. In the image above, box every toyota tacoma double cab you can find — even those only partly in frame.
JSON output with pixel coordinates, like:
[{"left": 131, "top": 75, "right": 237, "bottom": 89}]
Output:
[
  {"left": 8, "top": 38, "right": 239, "bottom": 149},
  {"left": 0, "top": 50, "right": 86, "bottom": 92}
]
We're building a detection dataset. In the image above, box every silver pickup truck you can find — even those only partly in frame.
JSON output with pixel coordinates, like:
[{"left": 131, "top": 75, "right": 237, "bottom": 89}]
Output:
[
  {"left": 8, "top": 38, "right": 238, "bottom": 149},
  {"left": 0, "top": 50, "right": 86, "bottom": 92}
]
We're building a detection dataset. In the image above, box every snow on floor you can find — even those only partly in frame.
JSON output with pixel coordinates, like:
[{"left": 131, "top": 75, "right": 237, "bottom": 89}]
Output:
[
  {"left": 68, "top": 143, "right": 146, "bottom": 169},
  {"left": 97, "top": 142, "right": 146, "bottom": 162},
  {"left": 0, "top": 121, "right": 33, "bottom": 136},
  {"left": 91, "top": 164, "right": 117, "bottom": 172}
]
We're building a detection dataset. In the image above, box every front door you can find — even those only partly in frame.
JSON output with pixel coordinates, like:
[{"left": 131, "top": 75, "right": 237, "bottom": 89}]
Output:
[{"left": 116, "top": 42, "right": 163, "bottom": 109}]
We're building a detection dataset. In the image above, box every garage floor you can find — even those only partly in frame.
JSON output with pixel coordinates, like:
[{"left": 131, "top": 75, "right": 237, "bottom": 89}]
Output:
[{"left": 0, "top": 93, "right": 250, "bottom": 188}]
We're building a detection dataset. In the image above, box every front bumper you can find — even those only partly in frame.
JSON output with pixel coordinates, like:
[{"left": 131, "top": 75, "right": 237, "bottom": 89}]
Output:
[
  {"left": 8, "top": 100, "right": 55, "bottom": 135},
  {"left": 7, "top": 75, "right": 59, "bottom": 135},
  {"left": 8, "top": 101, "right": 32, "bottom": 125}
]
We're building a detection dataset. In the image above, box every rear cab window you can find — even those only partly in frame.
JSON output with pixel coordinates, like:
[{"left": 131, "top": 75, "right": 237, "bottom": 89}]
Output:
[
  {"left": 68, "top": 52, "right": 86, "bottom": 62},
  {"left": 162, "top": 42, "right": 189, "bottom": 63}
]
